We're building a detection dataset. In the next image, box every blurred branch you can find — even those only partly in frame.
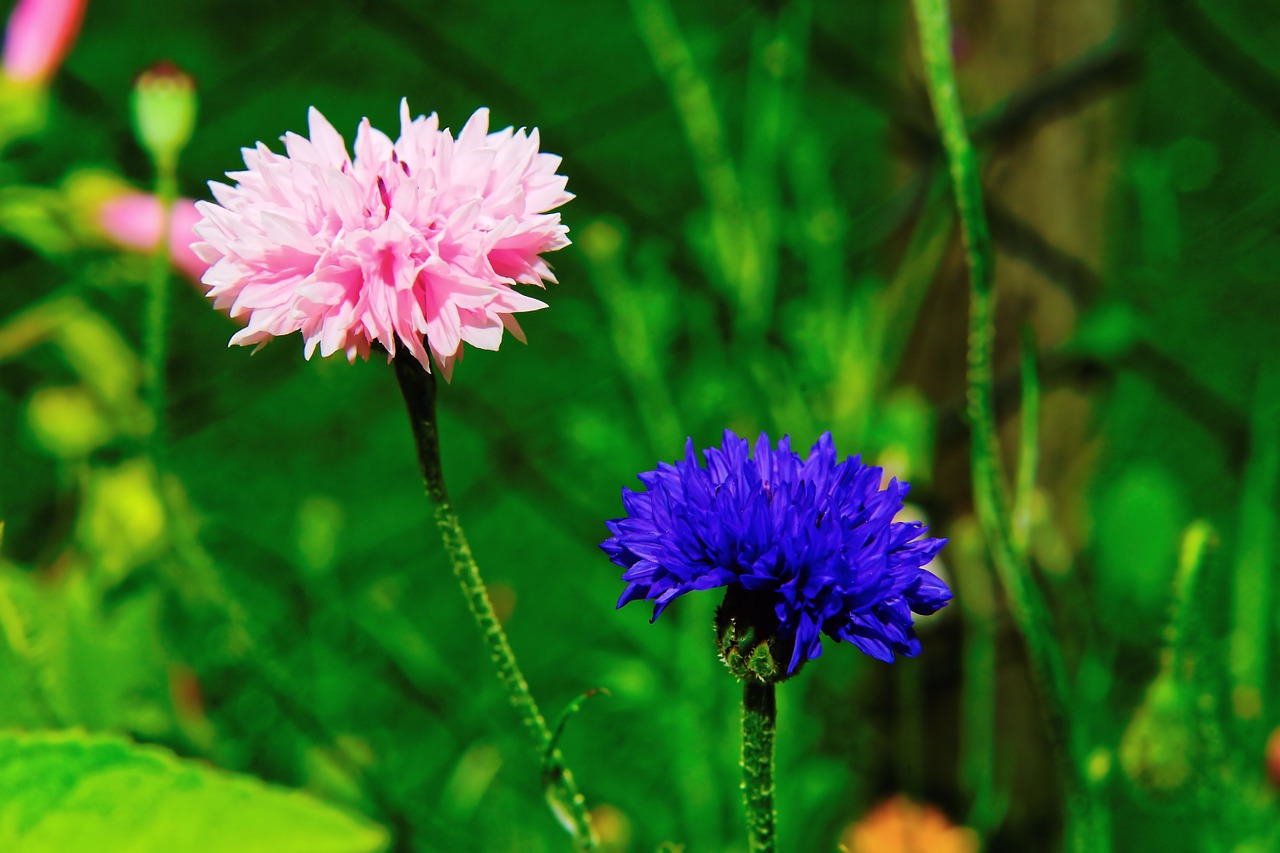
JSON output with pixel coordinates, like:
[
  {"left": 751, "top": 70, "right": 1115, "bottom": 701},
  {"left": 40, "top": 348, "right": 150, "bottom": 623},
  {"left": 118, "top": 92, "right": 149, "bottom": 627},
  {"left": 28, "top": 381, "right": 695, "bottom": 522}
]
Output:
[
  {"left": 808, "top": 27, "right": 939, "bottom": 154},
  {"left": 812, "top": 22, "right": 1142, "bottom": 156},
  {"left": 969, "top": 28, "right": 1142, "bottom": 147},
  {"left": 1164, "top": 0, "right": 1280, "bottom": 128},
  {"left": 987, "top": 200, "right": 1103, "bottom": 305},
  {"left": 1122, "top": 344, "right": 1248, "bottom": 465},
  {"left": 936, "top": 343, "right": 1249, "bottom": 476},
  {"left": 876, "top": 169, "right": 955, "bottom": 391}
]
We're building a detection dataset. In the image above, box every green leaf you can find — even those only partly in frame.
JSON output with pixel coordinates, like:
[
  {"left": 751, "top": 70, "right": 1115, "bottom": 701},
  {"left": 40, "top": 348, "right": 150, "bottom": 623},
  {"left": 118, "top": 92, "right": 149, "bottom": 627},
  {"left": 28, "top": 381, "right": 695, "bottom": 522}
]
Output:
[{"left": 0, "top": 730, "right": 388, "bottom": 853}]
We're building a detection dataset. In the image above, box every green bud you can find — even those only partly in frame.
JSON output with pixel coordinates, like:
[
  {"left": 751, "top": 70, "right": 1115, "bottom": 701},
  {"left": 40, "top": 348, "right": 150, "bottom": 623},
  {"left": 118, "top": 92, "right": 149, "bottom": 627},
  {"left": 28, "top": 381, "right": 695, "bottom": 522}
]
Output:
[{"left": 131, "top": 62, "right": 196, "bottom": 170}]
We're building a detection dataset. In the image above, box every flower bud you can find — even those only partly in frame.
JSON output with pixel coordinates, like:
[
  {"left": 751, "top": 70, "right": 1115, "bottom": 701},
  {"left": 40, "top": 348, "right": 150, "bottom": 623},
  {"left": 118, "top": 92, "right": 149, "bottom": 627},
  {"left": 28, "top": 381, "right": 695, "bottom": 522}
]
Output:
[
  {"left": 98, "top": 192, "right": 206, "bottom": 281},
  {"left": 2, "top": 0, "right": 86, "bottom": 84},
  {"left": 65, "top": 168, "right": 207, "bottom": 281},
  {"left": 715, "top": 586, "right": 803, "bottom": 685},
  {"left": 130, "top": 61, "right": 196, "bottom": 169},
  {"left": 1119, "top": 673, "right": 1194, "bottom": 794}
]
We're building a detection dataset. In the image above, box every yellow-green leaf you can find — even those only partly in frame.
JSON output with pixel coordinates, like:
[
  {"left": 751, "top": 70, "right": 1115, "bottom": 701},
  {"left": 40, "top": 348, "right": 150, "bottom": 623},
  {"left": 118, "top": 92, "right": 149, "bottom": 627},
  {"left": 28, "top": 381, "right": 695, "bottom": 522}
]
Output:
[{"left": 0, "top": 730, "right": 387, "bottom": 853}]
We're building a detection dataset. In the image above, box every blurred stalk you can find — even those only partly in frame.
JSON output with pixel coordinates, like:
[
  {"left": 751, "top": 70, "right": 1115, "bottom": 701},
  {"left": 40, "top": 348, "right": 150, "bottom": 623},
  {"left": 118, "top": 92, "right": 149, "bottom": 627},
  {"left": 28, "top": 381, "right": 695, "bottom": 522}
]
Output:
[
  {"left": 741, "top": 680, "right": 777, "bottom": 853},
  {"left": 1170, "top": 521, "right": 1216, "bottom": 676},
  {"left": 1012, "top": 325, "right": 1039, "bottom": 558},
  {"left": 874, "top": 171, "right": 953, "bottom": 394},
  {"left": 907, "top": 1, "right": 1104, "bottom": 850},
  {"left": 578, "top": 222, "right": 684, "bottom": 455},
  {"left": 133, "top": 62, "right": 196, "bottom": 470},
  {"left": 1119, "top": 522, "right": 1215, "bottom": 801},
  {"left": 1229, "top": 360, "right": 1279, "bottom": 728},
  {"left": 132, "top": 63, "right": 254, "bottom": 674},
  {"left": 631, "top": 0, "right": 819, "bottom": 448},
  {"left": 131, "top": 63, "right": 253, "bottom": 666},
  {"left": 0, "top": 569, "right": 61, "bottom": 727},
  {"left": 627, "top": 0, "right": 768, "bottom": 335},
  {"left": 894, "top": 660, "right": 925, "bottom": 798},
  {"left": 579, "top": 223, "right": 725, "bottom": 848},
  {"left": 143, "top": 167, "right": 177, "bottom": 469},
  {"left": 740, "top": 0, "right": 810, "bottom": 331},
  {"left": 1171, "top": 522, "right": 1230, "bottom": 820},
  {"left": 392, "top": 356, "right": 596, "bottom": 852},
  {"left": 952, "top": 518, "right": 1000, "bottom": 840},
  {"left": 674, "top": 594, "right": 729, "bottom": 851}
]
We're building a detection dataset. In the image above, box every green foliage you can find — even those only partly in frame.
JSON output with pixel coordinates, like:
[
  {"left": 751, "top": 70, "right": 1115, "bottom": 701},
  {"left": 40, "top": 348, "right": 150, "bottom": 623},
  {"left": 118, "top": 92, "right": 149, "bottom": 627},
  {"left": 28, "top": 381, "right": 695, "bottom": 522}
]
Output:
[
  {"left": 0, "top": 0, "right": 1278, "bottom": 850},
  {"left": 0, "top": 730, "right": 387, "bottom": 852}
]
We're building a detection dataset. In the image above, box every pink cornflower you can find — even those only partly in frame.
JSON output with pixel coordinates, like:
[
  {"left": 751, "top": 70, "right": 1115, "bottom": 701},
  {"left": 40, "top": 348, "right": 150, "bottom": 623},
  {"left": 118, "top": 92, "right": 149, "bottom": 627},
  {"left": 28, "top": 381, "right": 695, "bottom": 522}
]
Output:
[
  {"left": 192, "top": 100, "right": 572, "bottom": 379},
  {"left": 2, "top": 0, "right": 86, "bottom": 83}
]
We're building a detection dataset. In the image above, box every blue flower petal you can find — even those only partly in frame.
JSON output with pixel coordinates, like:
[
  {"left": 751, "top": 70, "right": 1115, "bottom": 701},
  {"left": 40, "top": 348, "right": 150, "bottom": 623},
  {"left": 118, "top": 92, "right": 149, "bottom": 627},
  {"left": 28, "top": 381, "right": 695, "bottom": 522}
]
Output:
[{"left": 602, "top": 430, "right": 950, "bottom": 670}]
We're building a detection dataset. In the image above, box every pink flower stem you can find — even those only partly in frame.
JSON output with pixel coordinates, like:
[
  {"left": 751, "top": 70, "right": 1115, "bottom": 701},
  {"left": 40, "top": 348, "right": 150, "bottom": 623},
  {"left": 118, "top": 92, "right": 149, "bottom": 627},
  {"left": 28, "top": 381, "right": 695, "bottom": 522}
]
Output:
[{"left": 392, "top": 355, "right": 596, "bottom": 851}]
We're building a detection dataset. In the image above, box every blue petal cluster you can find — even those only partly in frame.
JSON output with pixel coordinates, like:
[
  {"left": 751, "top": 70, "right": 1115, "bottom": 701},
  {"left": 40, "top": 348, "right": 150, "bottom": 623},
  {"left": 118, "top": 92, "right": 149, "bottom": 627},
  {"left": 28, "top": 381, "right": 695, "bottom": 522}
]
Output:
[{"left": 602, "top": 430, "right": 951, "bottom": 672}]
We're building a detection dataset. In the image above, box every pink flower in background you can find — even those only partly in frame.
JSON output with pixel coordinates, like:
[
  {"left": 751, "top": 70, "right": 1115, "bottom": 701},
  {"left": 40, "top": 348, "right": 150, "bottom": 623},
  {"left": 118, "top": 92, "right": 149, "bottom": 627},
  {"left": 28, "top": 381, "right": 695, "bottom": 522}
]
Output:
[
  {"left": 2, "top": 0, "right": 87, "bottom": 83},
  {"left": 98, "top": 193, "right": 207, "bottom": 282},
  {"left": 193, "top": 99, "right": 572, "bottom": 379}
]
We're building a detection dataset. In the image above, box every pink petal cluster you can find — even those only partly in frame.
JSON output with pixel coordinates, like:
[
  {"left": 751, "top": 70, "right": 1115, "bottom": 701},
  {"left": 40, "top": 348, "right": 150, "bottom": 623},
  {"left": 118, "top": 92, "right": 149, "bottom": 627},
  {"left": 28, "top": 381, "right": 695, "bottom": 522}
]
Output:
[
  {"left": 192, "top": 100, "right": 572, "bottom": 379},
  {"left": 98, "top": 193, "right": 207, "bottom": 282},
  {"left": 3, "top": 0, "right": 86, "bottom": 83}
]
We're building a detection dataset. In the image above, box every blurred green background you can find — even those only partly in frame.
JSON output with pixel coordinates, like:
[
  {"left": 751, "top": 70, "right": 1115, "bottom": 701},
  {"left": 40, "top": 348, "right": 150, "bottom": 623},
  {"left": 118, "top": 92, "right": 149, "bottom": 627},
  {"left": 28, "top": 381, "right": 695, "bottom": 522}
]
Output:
[{"left": 1, "top": 0, "right": 1279, "bottom": 850}]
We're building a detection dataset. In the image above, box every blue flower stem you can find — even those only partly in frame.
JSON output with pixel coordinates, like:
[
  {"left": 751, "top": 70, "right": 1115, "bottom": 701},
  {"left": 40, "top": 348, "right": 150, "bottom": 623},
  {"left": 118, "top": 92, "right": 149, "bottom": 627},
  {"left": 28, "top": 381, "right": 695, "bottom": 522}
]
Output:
[
  {"left": 391, "top": 355, "right": 596, "bottom": 852},
  {"left": 741, "top": 680, "right": 777, "bottom": 853},
  {"left": 908, "top": 1, "right": 1104, "bottom": 850}
]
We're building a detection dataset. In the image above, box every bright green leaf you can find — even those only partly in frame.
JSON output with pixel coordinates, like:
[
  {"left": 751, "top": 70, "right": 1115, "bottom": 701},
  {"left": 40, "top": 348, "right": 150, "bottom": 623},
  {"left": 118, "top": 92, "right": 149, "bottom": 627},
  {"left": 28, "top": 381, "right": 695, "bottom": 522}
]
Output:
[{"left": 0, "top": 730, "right": 388, "bottom": 853}]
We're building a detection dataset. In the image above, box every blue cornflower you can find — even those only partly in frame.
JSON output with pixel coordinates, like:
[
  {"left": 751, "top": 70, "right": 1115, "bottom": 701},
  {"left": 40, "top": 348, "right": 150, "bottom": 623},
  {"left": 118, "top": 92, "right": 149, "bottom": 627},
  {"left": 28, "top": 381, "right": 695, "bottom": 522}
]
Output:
[{"left": 602, "top": 430, "right": 951, "bottom": 680}]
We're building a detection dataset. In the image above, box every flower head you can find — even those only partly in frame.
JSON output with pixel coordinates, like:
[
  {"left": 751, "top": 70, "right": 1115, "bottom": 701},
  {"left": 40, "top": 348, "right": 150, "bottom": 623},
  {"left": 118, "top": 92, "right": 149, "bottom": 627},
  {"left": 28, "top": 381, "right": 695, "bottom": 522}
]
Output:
[
  {"left": 841, "top": 796, "right": 978, "bottom": 853},
  {"left": 192, "top": 100, "right": 571, "bottom": 379},
  {"left": 602, "top": 430, "right": 950, "bottom": 678},
  {"left": 2, "top": 0, "right": 86, "bottom": 84}
]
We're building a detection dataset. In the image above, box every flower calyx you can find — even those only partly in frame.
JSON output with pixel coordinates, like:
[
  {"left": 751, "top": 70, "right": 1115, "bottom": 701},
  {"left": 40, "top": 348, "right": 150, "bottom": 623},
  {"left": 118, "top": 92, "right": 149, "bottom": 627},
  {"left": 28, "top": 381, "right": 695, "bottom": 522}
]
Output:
[{"left": 715, "top": 586, "right": 803, "bottom": 685}]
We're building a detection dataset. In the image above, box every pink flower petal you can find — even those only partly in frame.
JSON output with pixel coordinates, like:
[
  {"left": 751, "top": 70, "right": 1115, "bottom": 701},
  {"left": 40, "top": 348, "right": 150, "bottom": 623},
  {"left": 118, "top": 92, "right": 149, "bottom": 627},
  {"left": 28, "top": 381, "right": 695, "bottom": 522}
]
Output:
[
  {"left": 2, "top": 0, "right": 85, "bottom": 83},
  {"left": 193, "top": 101, "right": 571, "bottom": 378}
]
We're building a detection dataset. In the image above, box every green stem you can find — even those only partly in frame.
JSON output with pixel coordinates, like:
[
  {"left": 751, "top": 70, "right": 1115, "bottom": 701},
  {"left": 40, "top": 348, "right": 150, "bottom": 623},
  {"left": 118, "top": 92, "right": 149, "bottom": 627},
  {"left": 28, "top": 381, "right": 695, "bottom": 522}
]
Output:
[
  {"left": 908, "top": 1, "right": 1103, "bottom": 850},
  {"left": 144, "top": 164, "right": 178, "bottom": 468},
  {"left": 741, "top": 680, "right": 777, "bottom": 853},
  {"left": 391, "top": 355, "right": 596, "bottom": 852}
]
